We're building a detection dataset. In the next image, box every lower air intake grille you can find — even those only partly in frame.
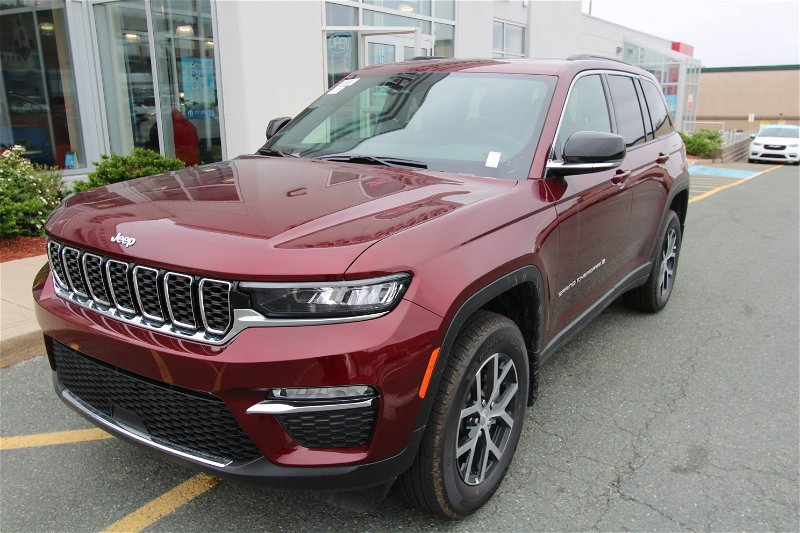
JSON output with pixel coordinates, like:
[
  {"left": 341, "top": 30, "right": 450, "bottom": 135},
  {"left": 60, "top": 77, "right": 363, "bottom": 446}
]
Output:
[
  {"left": 53, "top": 341, "right": 262, "bottom": 463},
  {"left": 276, "top": 407, "right": 376, "bottom": 448}
]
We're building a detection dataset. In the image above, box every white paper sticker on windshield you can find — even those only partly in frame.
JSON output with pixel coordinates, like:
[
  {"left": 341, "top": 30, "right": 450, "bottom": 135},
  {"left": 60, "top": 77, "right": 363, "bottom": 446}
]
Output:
[
  {"left": 327, "top": 78, "right": 359, "bottom": 94},
  {"left": 485, "top": 151, "right": 501, "bottom": 168}
]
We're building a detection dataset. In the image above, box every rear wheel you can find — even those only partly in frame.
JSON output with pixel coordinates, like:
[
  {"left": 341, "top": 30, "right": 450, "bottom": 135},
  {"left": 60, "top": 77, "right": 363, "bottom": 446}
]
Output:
[
  {"left": 624, "top": 210, "right": 682, "bottom": 312},
  {"left": 396, "top": 311, "right": 528, "bottom": 519}
]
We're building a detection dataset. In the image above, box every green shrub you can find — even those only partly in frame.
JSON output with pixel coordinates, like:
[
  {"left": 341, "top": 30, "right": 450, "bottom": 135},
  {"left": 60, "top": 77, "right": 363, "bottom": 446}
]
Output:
[
  {"left": 0, "top": 145, "right": 65, "bottom": 237},
  {"left": 73, "top": 148, "right": 184, "bottom": 193},
  {"left": 679, "top": 129, "right": 724, "bottom": 159}
]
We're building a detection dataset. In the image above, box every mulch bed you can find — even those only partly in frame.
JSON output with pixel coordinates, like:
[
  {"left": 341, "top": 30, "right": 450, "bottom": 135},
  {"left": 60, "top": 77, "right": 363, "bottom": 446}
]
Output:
[{"left": 0, "top": 236, "right": 46, "bottom": 262}]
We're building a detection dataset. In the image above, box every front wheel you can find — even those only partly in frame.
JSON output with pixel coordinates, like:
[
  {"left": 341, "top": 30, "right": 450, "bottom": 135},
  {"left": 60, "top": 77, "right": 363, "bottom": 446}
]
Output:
[
  {"left": 624, "top": 210, "right": 682, "bottom": 312},
  {"left": 396, "top": 311, "right": 529, "bottom": 519}
]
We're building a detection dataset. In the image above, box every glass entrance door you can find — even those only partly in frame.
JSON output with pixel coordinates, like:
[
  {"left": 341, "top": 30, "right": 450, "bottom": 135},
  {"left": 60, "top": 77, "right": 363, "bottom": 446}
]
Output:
[{"left": 364, "top": 34, "right": 432, "bottom": 66}]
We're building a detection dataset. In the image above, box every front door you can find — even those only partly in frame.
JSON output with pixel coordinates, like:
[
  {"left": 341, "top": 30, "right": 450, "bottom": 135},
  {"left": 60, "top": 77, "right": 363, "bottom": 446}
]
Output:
[{"left": 550, "top": 74, "right": 633, "bottom": 333}]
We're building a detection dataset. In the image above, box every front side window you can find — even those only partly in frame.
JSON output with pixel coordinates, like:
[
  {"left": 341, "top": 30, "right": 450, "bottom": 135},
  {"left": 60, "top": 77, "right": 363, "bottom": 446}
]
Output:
[
  {"left": 607, "top": 75, "right": 647, "bottom": 148},
  {"left": 265, "top": 72, "right": 556, "bottom": 180},
  {"left": 555, "top": 74, "right": 611, "bottom": 157},
  {"left": 640, "top": 78, "right": 672, "bottom": 138}
]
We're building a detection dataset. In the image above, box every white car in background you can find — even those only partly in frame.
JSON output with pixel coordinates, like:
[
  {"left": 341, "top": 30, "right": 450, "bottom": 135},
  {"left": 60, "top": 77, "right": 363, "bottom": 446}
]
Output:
[{"left": 749, "top": 125, "right": 800, "bottom": 164}]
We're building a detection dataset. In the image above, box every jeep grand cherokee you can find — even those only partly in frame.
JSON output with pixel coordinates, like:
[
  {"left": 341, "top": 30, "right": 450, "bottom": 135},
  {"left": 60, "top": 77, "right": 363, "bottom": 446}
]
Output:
[{"left": 34, "top": 57, "right": 689, "bottom": 518}]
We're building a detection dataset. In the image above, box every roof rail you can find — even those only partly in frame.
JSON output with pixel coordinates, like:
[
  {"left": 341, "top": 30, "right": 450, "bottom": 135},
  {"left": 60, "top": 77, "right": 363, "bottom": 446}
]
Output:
[
  {"left": 409, "top": 56, "right": 452, "bottom": 61},
  {"left": 567, "top": 54, "right": 630, "bottom": 65}
]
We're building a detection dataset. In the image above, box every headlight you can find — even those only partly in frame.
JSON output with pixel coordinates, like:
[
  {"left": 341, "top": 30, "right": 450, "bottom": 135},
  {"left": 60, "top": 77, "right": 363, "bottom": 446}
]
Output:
[
  {"left": 239, "top": 273, "right": 410, "bottom": 318},
  {"left": 751, "top": 142, "right": 763, "bottom": 147}
]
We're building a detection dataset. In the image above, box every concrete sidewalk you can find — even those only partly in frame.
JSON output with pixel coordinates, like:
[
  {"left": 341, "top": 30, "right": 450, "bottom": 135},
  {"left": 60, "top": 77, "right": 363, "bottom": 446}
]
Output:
[{"left": 0, "top": 254, "right": 47, "bottom": 367}]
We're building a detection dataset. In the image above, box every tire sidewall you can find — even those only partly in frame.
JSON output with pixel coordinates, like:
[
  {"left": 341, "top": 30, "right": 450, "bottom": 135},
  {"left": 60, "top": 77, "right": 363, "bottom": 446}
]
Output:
[
  {"left": 439, "top": 322, "right": 529, "bottom": 515},
  {"left": 655, "top": 212, "right": 682, "bottom": 308}
]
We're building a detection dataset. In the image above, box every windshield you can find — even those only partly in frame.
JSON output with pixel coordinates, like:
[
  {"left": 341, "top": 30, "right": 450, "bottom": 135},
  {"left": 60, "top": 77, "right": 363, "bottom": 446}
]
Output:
[
  {"left": 757, "top": 127, "right": 800, "bottom": 139},
  {"left": 264, "top": 72, "right": 557, "bottom": 180}
]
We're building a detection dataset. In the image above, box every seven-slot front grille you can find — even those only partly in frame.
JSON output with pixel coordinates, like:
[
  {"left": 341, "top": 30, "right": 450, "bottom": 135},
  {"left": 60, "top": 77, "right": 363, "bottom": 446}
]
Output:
[
  {"left": 53, "top": 341, "right": 262, "bottom": 463},
  {"left": 46, "top": 239, "right": 233, "bottom": 340}
]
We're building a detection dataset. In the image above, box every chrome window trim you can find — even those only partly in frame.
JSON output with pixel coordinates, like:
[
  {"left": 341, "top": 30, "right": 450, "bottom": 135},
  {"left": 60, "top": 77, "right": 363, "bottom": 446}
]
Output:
[
  {"left": 47, "top": 241, "right": 68, "bottom": 289},
  {"left": 81, "top": 253, "right": 111, "bottom": 306},
  {"left": 133, "top": 265, "right": 165, "bottom": 322},
  {"left": 105, "top": 259, "right": 137, "bottom": 315},
  {"left": 198, "top": 278, "right": 232, "bottom": 336},
  {"left": 163, "top": 272, "right": 197, "bottom": 330},
  {"left": 61, "top": 246, "right": 89, "bottom": 298},
  {"left": 60, "top": 386, "right": 232, "bottom": 468}
]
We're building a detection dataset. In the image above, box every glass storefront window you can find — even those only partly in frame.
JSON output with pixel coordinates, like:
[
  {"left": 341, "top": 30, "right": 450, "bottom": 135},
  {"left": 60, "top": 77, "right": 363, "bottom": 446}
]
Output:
[
  {"left": 433, "top": 0, "right": 454, "bottom": 20},
  {"left": 492, "top": 20, "right": 525, "bottom": 58},
  {"left": 363, "top": 10, "right": 431, "bottom": 34},
  {"left": 325, "top": 2, "right": 357, "bottom": 26},
  {"left": 434, "top": 22, "right": 453, "bottom": 56},
  {"left": 326, "top": 30, "right": 358, "bottom": 87},
  {"left": 94, "top": 0, "right": 221, "bottom": 167},
  {"left": 364, "top": 0, "right": 431, "bottom": 17},
  {"left": 94, "top": 1, "right": 156, "bottom": 157},
  {"left": 0, "top": 1, "right": 84, "bottom": 169},
  {"left": 151, "top": 0, "right": 221, "bottom": 165}
]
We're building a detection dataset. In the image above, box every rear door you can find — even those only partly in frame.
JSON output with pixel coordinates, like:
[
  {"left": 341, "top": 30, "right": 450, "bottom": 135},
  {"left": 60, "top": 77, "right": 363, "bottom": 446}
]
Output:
[{"left": 550, "top": 73, "right": 633, "bottom": 333}]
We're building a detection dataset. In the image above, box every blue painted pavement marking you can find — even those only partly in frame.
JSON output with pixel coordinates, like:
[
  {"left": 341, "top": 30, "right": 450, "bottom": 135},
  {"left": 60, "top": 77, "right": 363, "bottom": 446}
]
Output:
[{"left": 688, "top": 166, "right": 758, "bottom": 179}]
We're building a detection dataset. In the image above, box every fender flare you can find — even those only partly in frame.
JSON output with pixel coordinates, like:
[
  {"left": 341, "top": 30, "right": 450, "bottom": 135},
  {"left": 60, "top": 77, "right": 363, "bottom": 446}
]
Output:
[{"left": 413, "top": 265, "right": 545, "bottom": 432}]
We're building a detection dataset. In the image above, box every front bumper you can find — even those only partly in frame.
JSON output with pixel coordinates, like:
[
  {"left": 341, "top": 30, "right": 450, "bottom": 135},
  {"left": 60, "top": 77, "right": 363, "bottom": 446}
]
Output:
[
  {"left": 34, "top": 267, "right": 442, "bottom": 490},
  {"left": 750, "top": 145, "right": 799, "bottom": 163}
]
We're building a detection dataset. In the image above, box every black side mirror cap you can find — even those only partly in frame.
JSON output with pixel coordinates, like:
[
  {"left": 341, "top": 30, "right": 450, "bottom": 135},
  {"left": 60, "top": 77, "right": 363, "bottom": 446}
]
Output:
[
  {"left": 266, "top": 117, "right": 292, "bottom": 140},
  {"left": 547, "top": 131, "right": 626, "bottom": 176}
]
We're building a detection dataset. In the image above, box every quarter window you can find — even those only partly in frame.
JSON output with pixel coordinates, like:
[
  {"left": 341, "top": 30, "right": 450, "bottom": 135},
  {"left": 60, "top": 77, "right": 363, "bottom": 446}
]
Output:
[
  {"left": 556, "top": 74, "right": 611, "bottom": 157},
  {"left": 607, "top": 75, "right": 647, "bottom": 148},
  {"left": 640, "top": 79, "right": 673, "bottom": 138}
]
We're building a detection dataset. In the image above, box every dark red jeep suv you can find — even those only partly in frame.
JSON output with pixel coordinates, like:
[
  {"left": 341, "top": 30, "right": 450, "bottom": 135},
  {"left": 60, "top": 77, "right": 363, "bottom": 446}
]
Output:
[{"left": 34, "top": 57, "right": 688, "bottom": 518}]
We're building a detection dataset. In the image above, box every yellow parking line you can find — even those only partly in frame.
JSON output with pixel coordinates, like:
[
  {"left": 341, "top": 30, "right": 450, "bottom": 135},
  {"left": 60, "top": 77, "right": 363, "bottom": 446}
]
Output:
[
  {"left": 102, "top": 473, "right": 219, "bottom": 532},
  {"left": 0, "top": 428, "right": 113, "bottom": 450},
  {"left": 689, "top": 165, "right": 782, "bottom": 203}
]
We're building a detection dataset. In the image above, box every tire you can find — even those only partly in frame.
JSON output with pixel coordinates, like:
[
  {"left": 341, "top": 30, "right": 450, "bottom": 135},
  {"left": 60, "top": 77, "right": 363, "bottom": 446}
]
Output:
[
  {"left": 624, "top": 210, "right": 682, "bottom": 313},
  {"left": 396, "top": 311, "right": 529, "bottom": 519},
  {"left": 748, "top": 158, "right": 754, "bottom": 163}
]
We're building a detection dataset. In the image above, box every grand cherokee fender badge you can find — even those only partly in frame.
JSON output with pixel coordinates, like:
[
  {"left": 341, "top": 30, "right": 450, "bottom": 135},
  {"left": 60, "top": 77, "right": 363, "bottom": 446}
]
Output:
[{"left": 110, "top": 232, "right": 136, "bottom": 248}]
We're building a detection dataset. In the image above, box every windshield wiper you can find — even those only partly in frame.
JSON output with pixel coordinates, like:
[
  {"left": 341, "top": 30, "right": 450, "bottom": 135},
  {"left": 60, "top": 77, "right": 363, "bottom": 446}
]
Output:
[
  {"left": 257, "top": 147, "right": 299, "bottom": 158},
  {"left": 315, "top": 154, "right": 427, "bottom": 169}
]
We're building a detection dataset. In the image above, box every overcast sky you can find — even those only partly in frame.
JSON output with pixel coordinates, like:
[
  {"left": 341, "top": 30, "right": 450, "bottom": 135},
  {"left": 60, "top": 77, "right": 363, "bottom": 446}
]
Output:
[{"left": 581, "top": 0, "right": 800, "bottom": 67}]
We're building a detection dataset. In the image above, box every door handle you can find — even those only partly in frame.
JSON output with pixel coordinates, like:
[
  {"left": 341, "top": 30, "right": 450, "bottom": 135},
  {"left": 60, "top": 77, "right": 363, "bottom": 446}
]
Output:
[
  {"left": 611, "top": 169, "right": 630, "bottom": 184},
  {"left": 656, "top": 152, "right": 670, "bottom": 164}
]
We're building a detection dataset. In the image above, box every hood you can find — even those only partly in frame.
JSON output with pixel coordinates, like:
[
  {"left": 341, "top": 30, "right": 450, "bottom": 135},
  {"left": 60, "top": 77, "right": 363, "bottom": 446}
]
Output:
[
  {"left": 754, "top": 136, "right": 800, "bottom": 146},
  {"left": 46, "top": 156, "right": 515, "bottom": 280}
]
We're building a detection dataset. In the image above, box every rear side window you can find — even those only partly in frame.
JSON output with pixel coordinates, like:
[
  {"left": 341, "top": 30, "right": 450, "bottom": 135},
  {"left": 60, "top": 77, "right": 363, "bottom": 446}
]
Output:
[
  {"left": 556, "top": 74, "right": 612, "bottom": 157},
  {"left": 607, "top": 75, "right": 647, "bottom": 148},
  {"left": 640, "top": 79, "right": 673, "bottom": 138}
]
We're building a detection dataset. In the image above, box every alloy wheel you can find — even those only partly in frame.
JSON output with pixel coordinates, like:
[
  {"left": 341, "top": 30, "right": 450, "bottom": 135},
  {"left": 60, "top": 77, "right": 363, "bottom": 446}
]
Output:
[
  {"left": 456, "top": 352, "right": 519, "bottom": 486},
  {"left": 659, "top": 227, "right": 678, "bottom": 298}
]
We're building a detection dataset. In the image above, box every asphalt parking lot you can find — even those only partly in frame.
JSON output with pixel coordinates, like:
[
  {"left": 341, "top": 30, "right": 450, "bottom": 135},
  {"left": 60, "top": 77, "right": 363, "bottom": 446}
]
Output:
[{"left": 1, "top": 163, "right": 798, "bottom": 531}]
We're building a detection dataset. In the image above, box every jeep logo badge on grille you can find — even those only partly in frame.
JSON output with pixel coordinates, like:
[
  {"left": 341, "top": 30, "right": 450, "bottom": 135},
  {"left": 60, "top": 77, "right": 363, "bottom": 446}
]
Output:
[{"left": 110, "top": 232, "right": 136, "bottom": 248}]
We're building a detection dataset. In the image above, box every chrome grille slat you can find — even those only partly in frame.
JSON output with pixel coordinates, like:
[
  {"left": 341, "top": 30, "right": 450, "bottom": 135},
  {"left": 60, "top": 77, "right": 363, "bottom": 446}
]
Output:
[
  {"left": 106, "top": 260, "right": 136, "bottom": 315},
  {"left": 133, "top": 266, "right": 165, "bottom": 322},
  {"left": 46, "top": 239, "right": 233, "bottom": 341},
  {"left": 47, "top": 241, "right": 68, "bottom": 289},
  {"left": 82, "top": 253, "right": 110, "bottom": 306},
  {"left": 62, "top": 247, "right": 88, "bottom": 298},
  {"left": 164, "top": 273, "right": 196, "bottom": 330},
  {"left": 199, "top": 279, "right": 233, "bottom": 335}
]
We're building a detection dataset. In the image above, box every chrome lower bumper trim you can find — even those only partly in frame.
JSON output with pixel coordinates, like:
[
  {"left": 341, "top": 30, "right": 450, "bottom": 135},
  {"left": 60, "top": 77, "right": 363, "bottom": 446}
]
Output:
[
  {"left": 246, "top": 397, "right": 376, "bottom": 415},
  {"left": 60, "top": 386, "right": 233, "bottom": 468}
]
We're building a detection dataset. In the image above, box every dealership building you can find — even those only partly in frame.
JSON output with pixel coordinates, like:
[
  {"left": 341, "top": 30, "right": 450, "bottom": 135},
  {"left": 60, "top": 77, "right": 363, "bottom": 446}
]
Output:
[{"left": 0, "top": 0, "right": 700, "bottom": 175}]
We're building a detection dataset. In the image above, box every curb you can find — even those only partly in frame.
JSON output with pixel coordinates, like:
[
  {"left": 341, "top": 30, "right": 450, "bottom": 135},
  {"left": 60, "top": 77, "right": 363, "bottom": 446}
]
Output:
[{"left": 1, "top": 329, "right": 45, "bottom": 368}]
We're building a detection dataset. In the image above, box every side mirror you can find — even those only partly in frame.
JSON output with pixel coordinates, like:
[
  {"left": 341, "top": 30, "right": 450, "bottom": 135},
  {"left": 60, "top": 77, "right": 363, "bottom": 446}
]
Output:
[
  {"left": 547, "top": 131, "right": 626, "bottom": 176},
  {"left": 266, "top": 116, "right": 292, "bottom": 140},
  {"left": 749, "top": 133, "right": 756, "bottom": 139}
]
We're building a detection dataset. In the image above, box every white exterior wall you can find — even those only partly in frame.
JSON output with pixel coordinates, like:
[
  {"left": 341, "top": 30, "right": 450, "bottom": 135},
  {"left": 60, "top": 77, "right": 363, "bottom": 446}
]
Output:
[
  {"left": 453, "top": 1, "right": 494, "bottom": 57},
  {"left": 215, "top": 1, "right": 325, "bottom": 158},
  {"left": 528, "top": 1, "right": 582, "bottom": 59},
  {"left": 579, "top": 14, "right": 672, "bottom": 59},
  {"left": 492, "top": 0, "right": 528, "bottom": 25}
]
